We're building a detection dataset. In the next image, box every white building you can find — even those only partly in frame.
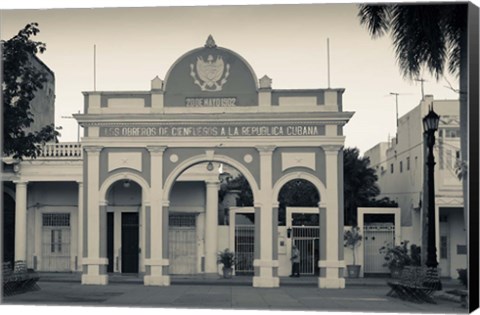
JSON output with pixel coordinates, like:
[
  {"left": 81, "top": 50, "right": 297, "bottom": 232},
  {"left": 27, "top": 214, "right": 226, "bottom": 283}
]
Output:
[
  {"left": 364, "top": 95, "right": 466, "bottom": 278},
  {"left": 2, "top": 36, "right": 354, "bottom": 288}
]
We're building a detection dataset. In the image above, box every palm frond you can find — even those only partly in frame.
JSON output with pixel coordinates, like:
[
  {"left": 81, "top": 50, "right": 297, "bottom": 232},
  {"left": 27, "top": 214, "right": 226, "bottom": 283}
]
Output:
[{"left": 358, "top": 4, "right": 392, "bottom": 38}]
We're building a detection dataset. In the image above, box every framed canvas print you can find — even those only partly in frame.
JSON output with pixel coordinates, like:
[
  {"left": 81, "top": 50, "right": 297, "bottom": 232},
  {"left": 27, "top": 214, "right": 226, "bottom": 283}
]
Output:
[{"left": 1, "top": 1, "right": 479, "bottom": 314}]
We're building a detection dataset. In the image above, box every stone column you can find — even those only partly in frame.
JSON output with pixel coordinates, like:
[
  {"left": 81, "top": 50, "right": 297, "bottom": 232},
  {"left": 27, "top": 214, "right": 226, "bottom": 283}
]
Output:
[
  {"left": 253, "top": 146, "right": 279, "bottom": 288},
  {"left": 144, "top": 146, "right": 170, "bottom": 286},
  {"left": 77, "top": 181, "right": 83, "bottom": 271},
  {"left": 14, "top": 180, "right": 28, "bottom": 262},
  {"left": 318, "top": 145, "right": 345, "bottom": 289},
  {"left": 82, "top": 146, "right": 108, "bottom": 285},
  {"left": 205, "top": 180, "right": 220, "bottom": 273}
]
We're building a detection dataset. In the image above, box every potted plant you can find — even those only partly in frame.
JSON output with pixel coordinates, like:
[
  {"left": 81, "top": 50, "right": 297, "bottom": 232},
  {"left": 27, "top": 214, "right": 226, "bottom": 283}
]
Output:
[
  {"left": 217, "top": 248, "right": 235, "bottom": 278},
  {"left": 344, "top": 226, "right": 363, "bottom": 278},
  {"left": 379, "top": 241, "right": 418, "bottom": 278}
]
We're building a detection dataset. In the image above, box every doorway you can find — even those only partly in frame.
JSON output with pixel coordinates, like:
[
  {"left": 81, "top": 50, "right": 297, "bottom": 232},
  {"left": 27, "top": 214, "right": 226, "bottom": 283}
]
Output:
[
  {"left": 107, "top": 212, "right": 114, "bottom": 272},
  {"left": 121, "top": 212, "right": 139, "bottom": 273},
  {"left": 286, "top": 208, "right": 321, "bottom": 276},
  {"left": 168, "top": 213, "right": 197, "bottom": 274}
]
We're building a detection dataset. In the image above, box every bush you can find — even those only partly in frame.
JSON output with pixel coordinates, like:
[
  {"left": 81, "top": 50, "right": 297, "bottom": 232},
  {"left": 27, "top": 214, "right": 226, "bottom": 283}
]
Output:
[
  {"left": 379, "top": 241, "right": 421, "bottom": 271},
  {"left": 457, "top": 268, "right": 467, "bottom": 287},
  {"left": 217, "top": 249, "right": 235, "bottom": 269}
]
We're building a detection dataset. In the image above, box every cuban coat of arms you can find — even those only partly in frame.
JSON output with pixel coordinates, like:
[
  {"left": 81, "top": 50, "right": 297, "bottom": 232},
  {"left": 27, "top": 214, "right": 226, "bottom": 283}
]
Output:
[{"left": 190, "top": 55, "right": 230, "bottom": 91}]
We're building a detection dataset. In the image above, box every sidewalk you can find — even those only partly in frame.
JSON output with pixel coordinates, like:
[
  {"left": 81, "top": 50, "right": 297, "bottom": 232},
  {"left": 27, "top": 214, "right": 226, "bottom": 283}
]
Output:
[
  {"left": 2, "top": 274, "right": 466, "bottom": 313},
  {"left": 35, "top": 272, "right": 463, "bottom": 288}
]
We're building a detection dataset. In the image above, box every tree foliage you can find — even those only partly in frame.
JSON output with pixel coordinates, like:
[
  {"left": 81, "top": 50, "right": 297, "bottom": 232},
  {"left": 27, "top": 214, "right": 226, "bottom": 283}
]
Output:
[
  {"left": 2, "top": 23, "right": 58, "bottom": 159},
  {"left": 358, "top": 3, "right": 469, "bottom": 240},
  {"left": 358, "top": 4, "right": 467, "bottom": 80},
  {"left": 344, "top": 147, "right": 381, "bottom": 225},
  {"left": 219, "top": 174, "right": 254, "bottom": 207}
]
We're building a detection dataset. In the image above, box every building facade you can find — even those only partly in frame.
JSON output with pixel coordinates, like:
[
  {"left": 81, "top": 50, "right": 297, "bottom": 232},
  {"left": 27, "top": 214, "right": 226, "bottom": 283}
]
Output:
[
  {"left": 2, "top": 53, "right": 56, "bottom": 265},
  {"left": 2, "top": 36, "right": 353, "bottom": 288},
  {"left": 364, "top": 95, "right": 466, "bottom": 278}
]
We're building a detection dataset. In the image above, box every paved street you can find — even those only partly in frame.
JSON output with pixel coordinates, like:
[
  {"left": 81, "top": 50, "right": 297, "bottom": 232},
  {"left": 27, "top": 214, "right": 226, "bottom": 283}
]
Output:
[{"left": 1, "top": 278, "right": 467, "bottom": 313}]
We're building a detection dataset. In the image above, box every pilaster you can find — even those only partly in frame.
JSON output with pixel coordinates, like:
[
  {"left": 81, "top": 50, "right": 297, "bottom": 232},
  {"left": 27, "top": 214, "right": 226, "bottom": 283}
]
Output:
[
  {"left": 252, "top": 145, "right": 279, "bottom": 287},
  {"left": 14, "top": 180, "right": 28, "bottom": 262},
  {"left": 205, "top": 180, "right": 220, "bottom": 273},
  {"left": 318, "top": 145, "right": 345, "bottom": 288},
  {"left": 77, "top": 181, "right": 84, "bottom": 271},
  {"left": 82, "top": 146, "right": 108, "bottom": 285},
  {"left": 144, "top": 146, "right": 170, "bottom": 286}
]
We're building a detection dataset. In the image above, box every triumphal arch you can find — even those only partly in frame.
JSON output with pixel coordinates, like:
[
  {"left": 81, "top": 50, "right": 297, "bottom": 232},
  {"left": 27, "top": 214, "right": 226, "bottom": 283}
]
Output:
[{"left": 77, "top": 36, "right": 353, "bottom": 288}]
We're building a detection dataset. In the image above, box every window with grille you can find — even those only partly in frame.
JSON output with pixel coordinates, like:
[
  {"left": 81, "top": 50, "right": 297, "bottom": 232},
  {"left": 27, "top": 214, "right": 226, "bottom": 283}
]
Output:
[
  {"left": 169, "top": 213, "right": 196, "bottom": 227},
  {"left": 42, "top": 213, "right": 70, "bottom": 255},
  {"left": 43, "top": 213, "right": 70, "bottom": 227}
]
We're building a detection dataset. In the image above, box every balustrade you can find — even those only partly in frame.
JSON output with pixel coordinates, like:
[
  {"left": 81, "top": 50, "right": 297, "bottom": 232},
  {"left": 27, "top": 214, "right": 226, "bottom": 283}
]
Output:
[{"left": 37, "top": 142, "right": 82, "bottom": 158}]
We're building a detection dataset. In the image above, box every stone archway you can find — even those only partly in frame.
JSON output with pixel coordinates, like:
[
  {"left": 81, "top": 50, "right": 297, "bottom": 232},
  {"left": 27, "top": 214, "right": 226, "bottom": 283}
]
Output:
[
  {"left": 163, "top": 154, "right": 260, "bottom": 202},
  {"left": 100, "top": 173, "right": 150, "bottom": 274},
  {"left": 163, "top": 154, "right": 260, "bottom": 276}
]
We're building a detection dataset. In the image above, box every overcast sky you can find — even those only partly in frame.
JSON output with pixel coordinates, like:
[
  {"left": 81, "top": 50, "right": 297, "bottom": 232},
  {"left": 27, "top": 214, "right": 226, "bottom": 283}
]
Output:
[{"left": 1, "top": 1, "right": 462, "bottom": 154}]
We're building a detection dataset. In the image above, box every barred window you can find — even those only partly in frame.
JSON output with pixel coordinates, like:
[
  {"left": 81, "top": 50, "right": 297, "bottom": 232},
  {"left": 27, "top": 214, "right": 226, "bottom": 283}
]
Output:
[
  {"left": 43, "top": 213, "right": 70, "bottom": 227},
  {"left": 169, "top": 213, "right": 196, "bottom": 227}
]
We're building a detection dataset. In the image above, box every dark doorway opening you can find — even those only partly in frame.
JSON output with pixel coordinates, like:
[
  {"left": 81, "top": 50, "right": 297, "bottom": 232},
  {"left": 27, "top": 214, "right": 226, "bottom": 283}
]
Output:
[
  {"left": 3, "top": 193, "right": 15, "bottom": 264},
  {"left": 121, "top": 212, "right": 139, "bottom": 273},
  {"left": 107, "top": 212, "right": 114, "bottom": 273}
]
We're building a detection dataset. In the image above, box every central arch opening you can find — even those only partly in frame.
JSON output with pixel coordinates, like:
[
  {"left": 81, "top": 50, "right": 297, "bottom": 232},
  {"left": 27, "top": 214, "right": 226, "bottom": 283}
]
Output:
[{"left": 166, "top": 161, "right": 255, "bottom": 278}]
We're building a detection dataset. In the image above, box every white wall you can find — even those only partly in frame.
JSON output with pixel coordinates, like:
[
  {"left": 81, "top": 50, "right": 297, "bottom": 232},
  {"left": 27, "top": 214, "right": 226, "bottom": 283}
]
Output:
[
  {"left": 170, "top": 181, "right": 206, "bottom": 212},
  {"left": 27, "top": 182, "right": 78, "bottom": 271},
  {"left": 446, "top": 210, "right": 467, "bottom": 277}
]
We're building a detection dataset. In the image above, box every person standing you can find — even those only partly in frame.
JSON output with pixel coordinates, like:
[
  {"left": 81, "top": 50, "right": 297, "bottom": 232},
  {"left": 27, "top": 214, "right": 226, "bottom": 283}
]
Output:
[{"left": 290, "top": 244, "right": 300, "bottom": 277}]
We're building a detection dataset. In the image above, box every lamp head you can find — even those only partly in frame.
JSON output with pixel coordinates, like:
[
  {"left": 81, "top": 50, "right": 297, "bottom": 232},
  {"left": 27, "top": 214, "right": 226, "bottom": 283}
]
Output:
[
  {"left": 206, "top": 161, "right": 214, "bottom": 171},
  {"left": 423, "top": 105, "right": 440, "bottom": 133}
]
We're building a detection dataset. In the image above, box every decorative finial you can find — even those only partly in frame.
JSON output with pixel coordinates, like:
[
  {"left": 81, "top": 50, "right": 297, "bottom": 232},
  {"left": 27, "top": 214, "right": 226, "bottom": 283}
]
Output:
[
  {"left": 259, "top": 75, "right": 272, "bottom": 89},
  {"left": 205, "top": 35, "right": 217, "bottom": 48}
]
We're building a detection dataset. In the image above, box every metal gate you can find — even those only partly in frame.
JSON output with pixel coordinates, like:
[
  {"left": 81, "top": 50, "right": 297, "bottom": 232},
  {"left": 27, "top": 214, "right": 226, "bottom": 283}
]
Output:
[
  {"left": 168, "top": 213, "right": 197, "bottom": 275},
  {"left": 293, "top": 227, "right": 320, "bottom": 275},
  {"left": 42, "top": 213, "right": 71, "bottom": 271},
  {"left": 363, "top": 223, "right": 395, "bottom": 274},
  {"left": 234, "top": 225, "right": 254, "bottom": 274}
]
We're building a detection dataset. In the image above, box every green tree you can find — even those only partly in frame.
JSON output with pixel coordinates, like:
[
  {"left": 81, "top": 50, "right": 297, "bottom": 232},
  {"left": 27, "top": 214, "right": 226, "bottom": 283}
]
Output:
[
  {"left": 219, "top": 174, "right": 254, "bottom": 207},
  {"left": 357, "top": 3, "right": 468, "bottom": 233},
  {"left": 343, "top": 147, "right": 382, "bottom": 225},
  {"left": 2, "top": 23, "right": 58, "bottom": 160}
]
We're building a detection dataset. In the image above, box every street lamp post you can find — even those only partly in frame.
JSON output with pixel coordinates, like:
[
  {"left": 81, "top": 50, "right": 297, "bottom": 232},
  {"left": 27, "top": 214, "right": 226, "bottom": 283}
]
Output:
[
  {"left": 422, "top": 105, "right": 440, "bottom": 272},
  {"left": 423, "top": 106, "right": 440, "bottom": 268}
]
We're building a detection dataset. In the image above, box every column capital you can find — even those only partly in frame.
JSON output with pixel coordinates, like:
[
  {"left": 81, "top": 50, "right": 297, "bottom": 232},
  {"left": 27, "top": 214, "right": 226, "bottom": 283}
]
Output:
[
  {"left": 205, "top": 179, "right": 220, "bottom": 187},
  {"left": 322, "top": 145, "right": 343, "bottom": 154},
  {"left": 256, "top": 145, "right": 276, "bottom": 155},
  {"left": 13, "top": 180, "right": 28, "bottom": 185},
  {"left": 147, "top": 145, "right": 167, "bottom": 154},
  {"left": 84, "top": 145, "right": 103, "bottom": 154},
  {"left": 318, "top": 202, "right": 327, "bottom": 208}
]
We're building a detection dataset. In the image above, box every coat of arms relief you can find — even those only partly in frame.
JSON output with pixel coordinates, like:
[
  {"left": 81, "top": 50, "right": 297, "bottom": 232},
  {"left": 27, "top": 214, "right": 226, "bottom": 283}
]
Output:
[{"left": 190, "top": 35, "right": 230, "bottom": 92}]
